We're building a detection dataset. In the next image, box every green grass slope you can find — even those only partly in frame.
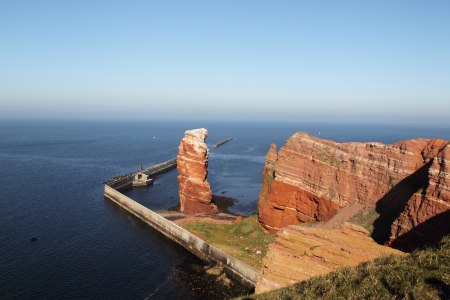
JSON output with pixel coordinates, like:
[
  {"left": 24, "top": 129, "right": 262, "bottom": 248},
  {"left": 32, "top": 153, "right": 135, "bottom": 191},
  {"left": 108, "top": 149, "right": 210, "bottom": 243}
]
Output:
[
  {"left": 182, "top": 214, "right": 276, "bottom": 269},
  {"left": 237, "top": 236, "right": 450, "bottom": 300}
]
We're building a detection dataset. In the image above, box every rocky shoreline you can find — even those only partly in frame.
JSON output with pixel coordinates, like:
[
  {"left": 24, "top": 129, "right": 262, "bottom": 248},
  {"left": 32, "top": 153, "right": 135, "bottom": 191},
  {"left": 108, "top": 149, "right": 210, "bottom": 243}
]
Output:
[{"left": 175, "top": 254, "right": 250, "bottom": 299}]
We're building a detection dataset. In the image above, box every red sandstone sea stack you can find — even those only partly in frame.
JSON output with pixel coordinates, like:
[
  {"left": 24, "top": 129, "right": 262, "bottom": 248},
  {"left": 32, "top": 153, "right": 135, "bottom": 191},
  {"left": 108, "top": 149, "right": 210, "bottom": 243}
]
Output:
[
  {"left": 257, "top": 132, "right": 449, "bottom": 250},
  {"left": 177, "top": 128, "right": 218, "bottom": 214}
]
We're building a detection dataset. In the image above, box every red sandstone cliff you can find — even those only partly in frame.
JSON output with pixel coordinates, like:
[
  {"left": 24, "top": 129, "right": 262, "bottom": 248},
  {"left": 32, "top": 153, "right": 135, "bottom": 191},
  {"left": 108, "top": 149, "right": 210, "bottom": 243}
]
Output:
[
  {"left": 177, "top": 128, "right": 218, "bottom": 214},
  {"left": 389, "top": 142, "right": 450, "bottom": 251},
  {"left": 257, "top": 132, "right": 449, "bottom": 250}
]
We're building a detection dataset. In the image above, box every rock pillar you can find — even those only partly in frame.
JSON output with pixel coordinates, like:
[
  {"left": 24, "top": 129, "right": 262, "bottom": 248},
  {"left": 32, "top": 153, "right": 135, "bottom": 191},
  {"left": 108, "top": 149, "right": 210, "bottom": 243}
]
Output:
[{"left": 177, "top": 128, "right": 218, "bottom": 214}]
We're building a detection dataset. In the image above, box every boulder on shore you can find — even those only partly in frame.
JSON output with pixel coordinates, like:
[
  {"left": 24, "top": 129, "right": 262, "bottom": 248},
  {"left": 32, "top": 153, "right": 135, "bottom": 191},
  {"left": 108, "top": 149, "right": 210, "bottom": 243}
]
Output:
[{"left": 205, "top": 264, "right": 224, "bottom": 276}]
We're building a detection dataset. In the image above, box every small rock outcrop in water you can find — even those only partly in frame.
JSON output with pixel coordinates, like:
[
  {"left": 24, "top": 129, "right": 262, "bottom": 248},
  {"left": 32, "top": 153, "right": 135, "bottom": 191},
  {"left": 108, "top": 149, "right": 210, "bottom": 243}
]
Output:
[
  {"left": 177, "top": 128, "right": 218, "bottom": 214},
  {"left": 255, "top": 223, "right": 404, "bottom": 294},
  {"left": 258, "top": 132, "right": 450, "bottom": 250}
]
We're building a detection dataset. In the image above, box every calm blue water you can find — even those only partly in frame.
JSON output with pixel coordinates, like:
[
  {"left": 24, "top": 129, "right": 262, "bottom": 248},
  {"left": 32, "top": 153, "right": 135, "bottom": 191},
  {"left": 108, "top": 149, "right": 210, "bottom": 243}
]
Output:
[{"left": 1, "top": 119, "right": 449, "bottom": 299}]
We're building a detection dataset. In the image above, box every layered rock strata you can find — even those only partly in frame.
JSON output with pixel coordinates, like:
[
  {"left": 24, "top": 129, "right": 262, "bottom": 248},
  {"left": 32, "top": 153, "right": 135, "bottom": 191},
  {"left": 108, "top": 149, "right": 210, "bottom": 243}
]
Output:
[
  {"left": 389, "top": 142, "right": 450, "bottom": 251},
  {"left": 257, "top": 132, "right": 450, "bottom": 250},
  {"left": 255, "top": 223, "right": 403, "bottom": 294},
  {"left": 177, "top": 128, "right": 218, "bottom": 214}
]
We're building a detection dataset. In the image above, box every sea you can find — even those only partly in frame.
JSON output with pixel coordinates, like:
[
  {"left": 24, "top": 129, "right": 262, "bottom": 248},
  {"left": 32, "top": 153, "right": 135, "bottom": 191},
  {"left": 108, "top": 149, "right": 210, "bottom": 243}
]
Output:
[{"left": 1, "top": 119, "right": 449, "bottom": 299}]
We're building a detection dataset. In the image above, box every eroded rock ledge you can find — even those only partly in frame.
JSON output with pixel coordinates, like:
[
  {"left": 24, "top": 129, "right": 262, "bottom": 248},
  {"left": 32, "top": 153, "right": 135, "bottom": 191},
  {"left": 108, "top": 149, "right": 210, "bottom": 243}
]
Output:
[
  {"left": 255, "top": 223, "right": 404, "bottom": 294},
  {"left": 177, "top": 128, "right": 218, "bottom": 214}
]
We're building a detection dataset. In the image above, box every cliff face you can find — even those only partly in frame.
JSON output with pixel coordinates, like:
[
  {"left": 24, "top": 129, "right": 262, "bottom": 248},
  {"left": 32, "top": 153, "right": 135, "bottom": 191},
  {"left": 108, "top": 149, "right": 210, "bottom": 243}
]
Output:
[
  {"left": 257, "top": 132, "right": 449, "bottom": 250},
  {"left": 389, "top": 142, "right": 450, "bottom": 251},
  {"left": 255, "top": 223, "right": 403, "bottom": 294},
  {"left": 177, "top": 128, "right": 218, "bottom": 214}
]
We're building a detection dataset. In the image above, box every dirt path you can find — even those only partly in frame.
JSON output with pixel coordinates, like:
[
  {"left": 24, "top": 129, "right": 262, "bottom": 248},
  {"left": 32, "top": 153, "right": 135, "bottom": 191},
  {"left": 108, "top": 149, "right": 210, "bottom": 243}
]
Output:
[
  {"left": 314, "top": 204, "right": 367, "bottom": 230},
  {"left": 157, "top": 211, "right": 242, "bottom": 226}
]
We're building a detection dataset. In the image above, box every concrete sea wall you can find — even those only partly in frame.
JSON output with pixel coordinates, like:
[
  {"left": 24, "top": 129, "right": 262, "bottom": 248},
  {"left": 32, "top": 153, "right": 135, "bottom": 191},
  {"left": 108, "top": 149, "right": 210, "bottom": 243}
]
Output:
[{"left": 104, "top": 185, "right": 258, "bottom": 289}]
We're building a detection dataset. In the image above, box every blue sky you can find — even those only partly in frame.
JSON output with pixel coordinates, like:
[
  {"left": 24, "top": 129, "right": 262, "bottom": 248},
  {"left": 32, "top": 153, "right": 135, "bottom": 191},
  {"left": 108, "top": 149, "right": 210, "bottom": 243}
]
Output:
[{"left": 1, "top": 1, "right": 449, "bottom": 123}]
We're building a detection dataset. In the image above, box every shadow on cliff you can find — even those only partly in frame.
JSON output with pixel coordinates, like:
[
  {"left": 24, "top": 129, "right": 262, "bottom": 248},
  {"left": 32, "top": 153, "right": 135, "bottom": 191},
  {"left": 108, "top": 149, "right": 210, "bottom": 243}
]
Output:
[
  {"left": 371, "top": 161, "right": 432, "bottom": 247},
  {"left": 389, "top": 210, "right": 450, "bottom": 252}
]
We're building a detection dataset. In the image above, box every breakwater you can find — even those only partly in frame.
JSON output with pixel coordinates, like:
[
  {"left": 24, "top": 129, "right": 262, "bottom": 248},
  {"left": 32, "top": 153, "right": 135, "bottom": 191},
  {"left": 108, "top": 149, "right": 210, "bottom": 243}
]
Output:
[
  {"left": 104, "top": 185, "right": 258, "bottom": 289},
  {"left": 105, "top": 158, "right": 177, "bottom": 191},
  {"left": 104, "top": 158, "right": 259, "bottom": 289},
  {"left": 214, "top": 137, "right": 233, "bottom": 148}
]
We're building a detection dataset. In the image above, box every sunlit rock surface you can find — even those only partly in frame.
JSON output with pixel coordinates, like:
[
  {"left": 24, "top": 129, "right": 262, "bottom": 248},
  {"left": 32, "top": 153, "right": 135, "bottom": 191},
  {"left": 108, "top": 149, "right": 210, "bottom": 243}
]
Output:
[
  {"left": 255, "top": 223, "right": 404, "bottom": 294},
  {"left": 177, "top": 128, "right": 218, "bottom": 214},
  {"left": 257, "top": 132, "right": 450, "bottom": 250}
]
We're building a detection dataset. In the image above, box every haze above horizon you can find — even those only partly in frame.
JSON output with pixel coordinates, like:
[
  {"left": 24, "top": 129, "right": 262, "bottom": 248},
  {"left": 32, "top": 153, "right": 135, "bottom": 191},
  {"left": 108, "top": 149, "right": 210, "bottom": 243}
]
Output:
[{"left": 1, "top": 1, "right": 449, "bottom": 124}]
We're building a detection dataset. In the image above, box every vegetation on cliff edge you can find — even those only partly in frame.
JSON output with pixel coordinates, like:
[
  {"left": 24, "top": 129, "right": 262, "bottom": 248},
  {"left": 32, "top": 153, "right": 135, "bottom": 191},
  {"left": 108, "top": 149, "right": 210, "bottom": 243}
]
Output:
[
  {"left": 236, "top": 236, "right": 450, "bottom": 300},
  {"left": 182, "top": 214, "right": 276, "bottom": 269},
  {"left": 349, "top": 206, "right": 380, "bottom": 235}
]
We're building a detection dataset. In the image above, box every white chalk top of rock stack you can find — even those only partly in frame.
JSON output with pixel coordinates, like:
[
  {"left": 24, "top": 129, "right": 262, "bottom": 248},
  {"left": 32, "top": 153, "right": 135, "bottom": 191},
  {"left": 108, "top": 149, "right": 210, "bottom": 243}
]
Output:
[{"left": 185, "top": 128, "right": 208, "bottom": 142}]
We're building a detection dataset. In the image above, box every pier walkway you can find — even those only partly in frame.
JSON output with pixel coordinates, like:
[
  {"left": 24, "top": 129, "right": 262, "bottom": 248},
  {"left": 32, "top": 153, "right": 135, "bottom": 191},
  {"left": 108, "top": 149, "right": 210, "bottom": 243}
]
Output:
[{"left": 105, "top": 158, "right": 177, "bottom": 191}]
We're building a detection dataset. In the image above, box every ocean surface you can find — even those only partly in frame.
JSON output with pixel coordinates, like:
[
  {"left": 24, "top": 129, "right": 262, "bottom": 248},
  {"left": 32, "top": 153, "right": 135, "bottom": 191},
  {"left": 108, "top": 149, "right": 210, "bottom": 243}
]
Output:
[{"left": 1, "top": 119, "right": 449, "bottom": 299}]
